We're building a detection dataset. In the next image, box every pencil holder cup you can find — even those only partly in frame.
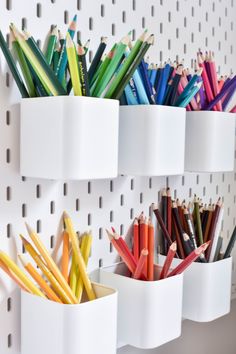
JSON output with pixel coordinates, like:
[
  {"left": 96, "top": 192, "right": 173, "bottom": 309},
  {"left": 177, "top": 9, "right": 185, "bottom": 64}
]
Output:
[
  {"left": 158, "top": 255, "right": 232, "bottom": 322},
  {"left": 20, "top": 96, "right": 119, "bottom": 180},
  {"left": 118, "top": 105, "right": 186, "bottom": 176},
  {"left": 99, "top": 262, "right": 183, "bottom": 349},
  {"left": 185, "top": 111, "right": 235, "bottom": 172},
  {"left": 21, "top": 282, "right": 118, "bottom": 354}
]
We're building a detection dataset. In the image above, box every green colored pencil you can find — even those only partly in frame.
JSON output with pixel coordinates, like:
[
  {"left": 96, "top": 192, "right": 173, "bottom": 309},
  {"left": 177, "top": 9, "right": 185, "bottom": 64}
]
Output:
[
  {"left": 108, "top": 34, "right": 154, "bottom": 99},
  {"left": 92, "top": 35, "right": 130, "bottom": 97},
  {"left": 194, "top": 195, "right": 204, "bottom": 245},
  {"left": 77, "top": 44, "right": 90, "bottom": 96},
  {"left": 11, "top": 31, "right": 36, "bottom": 97},
  {"left": 105, "top": 30, "right": 147, "bottom": 99},
  {"left": 0, "top": 30, "right": 29, "bottom": 98},
  {"left": 45, "top": 26, "right": 58, "bottom": 65},
  {"left": 11, "top": 24, "right": 66, "bottom": 96},
  {"left": 84, "top": 39, "right": 90, "bottom": 55},
  {"left": 53, "top": 42, "right": 60, "bottom": 72},
  {"left": 90, "top": 45, "right": 116, "bottom": 89}
]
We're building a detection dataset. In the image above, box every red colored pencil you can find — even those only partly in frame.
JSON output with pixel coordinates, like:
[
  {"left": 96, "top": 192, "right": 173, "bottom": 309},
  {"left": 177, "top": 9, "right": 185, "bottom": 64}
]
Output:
[
  {"left": 148, "top": 218, "right": 154, "bottom": 281},
  {"left": 159, "top": 241, "right": 177, "bottom": 279},
  {"left": 133, "top": 218, "right": 139, "bottom": 262},
  {"left": 133, "top": 249, "right": 149, "bottom": 280},
  {"left": 140, "top": 215, "right": 148, "bottom": 277},
  {"left": 167, "top": 241, "right": 210, "bottom": 277}
]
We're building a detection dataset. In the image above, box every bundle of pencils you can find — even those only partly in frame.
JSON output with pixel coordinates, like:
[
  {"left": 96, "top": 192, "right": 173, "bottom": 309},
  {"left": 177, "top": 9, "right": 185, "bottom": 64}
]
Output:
[
  {"left": 0, "top": 212, "right": 96, "bottom": 304},
  {"left": 153, "top": 189, "right": 226, "bottom": 263},
  {"left": 106, "top": 216, "right": 154, "bottom": 281},
  {"left": 106, "top": 212, "right": 209, "bottom": 281},
  {"left": 0, "top": 17, "right": 154, "bottom": 100},
  {"left": 124, "top": 51, "right": 236, "bottom": 111}
]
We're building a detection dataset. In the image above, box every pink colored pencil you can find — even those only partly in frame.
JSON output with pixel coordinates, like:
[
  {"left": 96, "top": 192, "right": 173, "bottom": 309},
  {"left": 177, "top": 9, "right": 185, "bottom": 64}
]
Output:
[
  {"left": 133, "top": 249, "right": 149, "bottom": 280},
  {"left": 208, "top": 52, "right": 222, "bottom": 111},
  {"left": 167, "top": 241, "right": 210, "bottom": 277},
  {"left": 159, "top": 241, "right": 177, "bottom": 280},
  {"left": 197, "top": 53, "right": 217, "bottom": 111}
]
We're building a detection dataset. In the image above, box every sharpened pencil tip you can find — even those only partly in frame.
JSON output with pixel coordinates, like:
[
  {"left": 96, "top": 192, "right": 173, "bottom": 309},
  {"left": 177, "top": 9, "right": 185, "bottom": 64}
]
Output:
[
  {"left": 25, "top": 222, "right": 33, "bottom": 235},
  {"left": 72, "top": 14, "right": 77, "bottom": 22}
]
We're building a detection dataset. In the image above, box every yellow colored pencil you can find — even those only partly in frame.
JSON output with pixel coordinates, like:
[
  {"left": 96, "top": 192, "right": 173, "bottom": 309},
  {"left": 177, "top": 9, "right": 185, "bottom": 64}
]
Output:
[
  {"left": 63, "top": 212, "right": 96, "bottom": 301},
  {"left": 20, "top": 235, "right": 74, "bottom": 304},
  {"left": 66, "top": 33, "right": 82, "bottom": 96},
  {"left": 69, "top": 253, "right": 78, "bottom": 295},
  {"left": 18, "top": 254, "right": 62, "bottom": 304},
  {"left": 76, "top": 233, "right": 92, "bottom": 301},
  {"left": 24, "top": 225, "right": 78, "bottom": 304},
  {"left": 0, "top": 259, "right": 30, "bottom": 293},
  {"left": 0, "top": 251, "right": 45, "bottom": 298}
]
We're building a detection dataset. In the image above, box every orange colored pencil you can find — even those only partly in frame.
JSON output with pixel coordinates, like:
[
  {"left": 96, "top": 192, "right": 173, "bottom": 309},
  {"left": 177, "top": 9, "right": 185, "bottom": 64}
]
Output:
[
  {"left": 18, "top": 255, "right": 62, "bottom": 303},
  {"left": 140, "top": 215, "right": 148, "bottom": 277},
  {"left": 133, "top": 218, "right": 139, "bottom": 262},
  {"left": 147, "top": 219, "right": 154, "bottom": 281},
  {"left": 159, "top": 241, "right": 177, "bottom": 279},
  {"left": 133, "top": 249, "right": 148, "bottom": 280},
  {"left": 61, "top": 231, "right": 70, "bottom": 282}
]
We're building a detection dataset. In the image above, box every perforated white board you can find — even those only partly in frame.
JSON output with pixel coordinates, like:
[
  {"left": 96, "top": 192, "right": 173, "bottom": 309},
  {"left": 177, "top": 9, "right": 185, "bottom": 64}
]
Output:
[{"left": 0, "top": 0, "right": 236, "bottom": 353}]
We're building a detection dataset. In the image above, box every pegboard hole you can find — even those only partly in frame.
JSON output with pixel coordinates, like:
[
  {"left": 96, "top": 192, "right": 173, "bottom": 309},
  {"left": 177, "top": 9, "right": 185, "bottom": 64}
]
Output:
[
  {"left": 77, "top": 0, "right": 81, "bottom": 10},
  {"left": 6, "top": 110, "right": 10, "bottom": 125},
  {"left": 99, "top": 259, "right": 103, "bottom": 268},
  {"left": 120, "top": 224, "right": 124, "bottom": 235},
  {"left": 149, "top": 178, "right": 152, "bottom": 189},
  {"left": 36, "top": 184, "right": 41, "bottom": 198},
  {"left": 8, "top": 334, "right": 12, "bottom": 348},
  {"left": 64, "top": 10, "right": 69, "bottom": 24},
  {"left": 88, "top": 213, "right": 91, "bottom": 226},
  {"left": 140, "top": 192, "right": 143, "bottom": 204},
  {"left": 151, "top": 5, "right": 155, "bottom": 16},
  {"left": 110, "top": 180, "right": 113, "bottom": 192},
  {"left": 50, "top": 201, "right": 55, "bottom": 214},
  {"left": 7, "top": 298, "right": 12, "bottom": 312},
  {"left": 132, "top": 0, "right": 136, "bottom": 10},
  {"left": 7, "top": 224, "right": 11, "bottom": 238},
  {"left": 99, "top": 227, "right": 103, "bottom": 239},
  {"left": 50, "top": 235, "right": 54, "bottom": 249},
  {"left": 22, "top": 17, "right": 27, "bottom": 30},
  {"left": 36, "top": 220, "right": 41, "bottom": 233},
  {"left": 6, "top": 186, "right": 11, "bottom": 201},
  {"left": 89, "top": 17, "right": 93, "bottom": 30},
  {"left": 120, "top": 194, "right": 124, "bottom": 206},
  {"left": 63, "top": 183, "right": 68, "bottom": 196},
  {"left": 6, "top": 0, "right": 12, "bottom": 10},
  {"left": 111, "top": 23, "right": 115, "bottom": 36},
  {"left": 6, "top": 72, "right": 10, "bottom": 88},
  {"left": 6, "top": 149, "right": 10, "bottom": 163},
  {"left": 36, "top": 3, "right": 42, "bottom": 17},
  {"left": 22, "top": 203, "right": 27, "bottom": 217},
  {"left": 99, "top": 196, "right": 103, "bottom": 208},
  {"left": 101, "top": 4, "right": 105, "bottom": 16},
  {"left": 130, "top": 208, "right": 134, "bottom": 219},
  {"left": 130, "top": 178, "right": 134, "bottom": 190},
  {"left": 110, "top": 211, "right": 114, "bottom": 222}
]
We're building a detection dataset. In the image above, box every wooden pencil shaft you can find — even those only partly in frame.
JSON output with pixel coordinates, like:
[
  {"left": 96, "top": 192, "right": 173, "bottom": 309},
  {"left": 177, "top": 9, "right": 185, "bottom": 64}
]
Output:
[
  {"left": 223, "top": 226, "right": 236, "bottom": 259},
  {"left": 152, "top": 207, "right": 172, "bottom": 247}
]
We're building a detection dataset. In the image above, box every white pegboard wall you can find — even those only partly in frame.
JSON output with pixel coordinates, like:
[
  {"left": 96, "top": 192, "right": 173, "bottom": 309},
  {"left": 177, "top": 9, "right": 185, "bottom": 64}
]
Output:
[{"left": 0, "top": 0, "right": 236, "bottom": 353}]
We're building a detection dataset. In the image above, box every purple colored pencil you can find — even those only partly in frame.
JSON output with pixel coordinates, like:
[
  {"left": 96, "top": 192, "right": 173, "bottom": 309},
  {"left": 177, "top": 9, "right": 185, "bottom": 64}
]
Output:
[{"left": 203, "top": 75, "right": 236, "bottom": 111}]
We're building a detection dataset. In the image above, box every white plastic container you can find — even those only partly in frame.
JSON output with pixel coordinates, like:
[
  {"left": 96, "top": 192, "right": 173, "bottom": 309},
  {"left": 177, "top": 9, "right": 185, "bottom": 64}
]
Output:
[
  {"left": 158, "top": 255, "right": 232, "bottom": 322},
  {"left": 118, "top": 105, "right": 186, "bottom": 176},
  {"left": 21, "top": 282, "right": 118, "bottom": 354},
  {"left": 185, "top": 111, "right": 235, "bottom": 172},
  {"left": 100, "top": 262, "right": 183, "bottom": 349},
  {"left": 20, "top": 96, "right": 119, "bottom": 180}
]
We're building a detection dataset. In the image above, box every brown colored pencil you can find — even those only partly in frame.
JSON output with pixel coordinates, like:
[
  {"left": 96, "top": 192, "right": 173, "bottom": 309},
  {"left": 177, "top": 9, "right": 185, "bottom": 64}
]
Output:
[{"left": 206, "top": 198, "right": 222, "bottom": 261}]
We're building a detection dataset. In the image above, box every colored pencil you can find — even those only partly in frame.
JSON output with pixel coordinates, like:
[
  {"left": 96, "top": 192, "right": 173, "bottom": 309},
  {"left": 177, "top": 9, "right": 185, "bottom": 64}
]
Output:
[
  {"left": 18, "top": 254, "right": 62, "bottom": 303},
  {"left": 0, "top": 250, "right": 45, "bottom": 298},
  {"left": 45, "top": 26, "right": 58, "bottom": 65},
  {"left": 0, "top": 30, "right": 29, "bottom": 97},
  {"left": 63, "top": 212, "right": 96, "bottom": 301},
  {"left": 133, "top": 249, "right": 148, "bottom": 280},
  {"left": 61, "top": 230, "right": 70, "bottom": 282},
  {"left": 66, "top": 33, "right": 82, "bottom": 96},
  {"left": 223, "top": 226, "right": 236, "bottom": 259},
  {"left": 88, "top": 36, "right": 107, "bottom": 82},
  {"left": 167, "top": 241, "right": 210, "bottom": 277},
  {"left": 152, "top": 204, "right": 172, "bottom": 247},
  {"left": 159, "top": 241, "right": 177, "bottom": 279},
  {"left": 147, "top": 218, "right": 154, "bottom": 281},
  {"left": 133, "top": 218, "right": 139, "bottom": 262},
  {"left": 77, "top": 43, "right": 90, "bottom": 96}
]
